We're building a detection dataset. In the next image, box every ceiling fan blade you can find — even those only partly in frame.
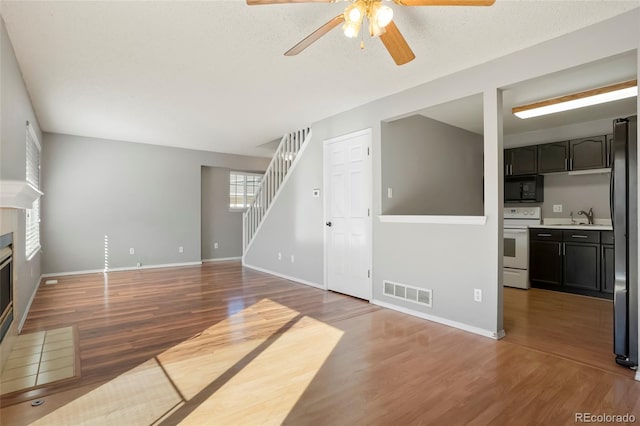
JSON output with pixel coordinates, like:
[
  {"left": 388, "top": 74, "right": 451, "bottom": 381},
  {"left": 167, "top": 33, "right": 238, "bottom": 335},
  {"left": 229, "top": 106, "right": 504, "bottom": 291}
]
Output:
[
  {"left": 379, "top": 21, "right": 415, "bottom": 66},
  {"left": 284, "top": 15, "right": 345, "bottom": 56},
  {"left": 247, "top": 0, "right": 332, "bottom": 5},
  {"left": 394, "top": 0, "right": 495, "bottom": 5}
]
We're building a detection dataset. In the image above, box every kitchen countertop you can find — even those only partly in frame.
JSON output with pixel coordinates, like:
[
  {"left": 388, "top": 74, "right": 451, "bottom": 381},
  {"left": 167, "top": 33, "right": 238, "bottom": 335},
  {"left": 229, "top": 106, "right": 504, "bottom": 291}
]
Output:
[{"left": 529, "top": 224, "right": 613, "bottom": 231}]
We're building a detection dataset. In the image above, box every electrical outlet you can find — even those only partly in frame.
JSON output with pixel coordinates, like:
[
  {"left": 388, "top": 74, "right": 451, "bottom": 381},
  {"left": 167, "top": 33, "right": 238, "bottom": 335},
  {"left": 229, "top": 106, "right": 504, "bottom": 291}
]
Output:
[
  {"left": 214, "top": 242, "right": 219, "bottom": 249},
  {"left": 387, "top": 187, "right": 393, "bottom": 198},
  {"left": 129, "top": 248, "right": 135, "bottom": 255},
  {"left": 553, "top": 204, "right": 563, "bottom": 213},
  {"left": 290, "top": 255, "right": 295, "bottom": 263},
  {"left": 178, "top": 246, "right": 184, "bottom": 253},
  {"left": 474, "top": 288, "right": 482, "bottom": 302},
  {"left": 137, "top": 262, "right": 141, "bottom": 268},
  {"left": 278, "top": 252, "right": 282, "bottom": 260}
]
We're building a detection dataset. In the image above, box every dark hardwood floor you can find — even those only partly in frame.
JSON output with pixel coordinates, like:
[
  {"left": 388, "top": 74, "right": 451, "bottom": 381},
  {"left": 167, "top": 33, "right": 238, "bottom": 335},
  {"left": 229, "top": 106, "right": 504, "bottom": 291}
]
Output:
[
  {"left": 503, "top": 287, "right": 632, "bottom": 378},
  {"left": 2, "top": 262, "right": 640, "bottom": 425}
]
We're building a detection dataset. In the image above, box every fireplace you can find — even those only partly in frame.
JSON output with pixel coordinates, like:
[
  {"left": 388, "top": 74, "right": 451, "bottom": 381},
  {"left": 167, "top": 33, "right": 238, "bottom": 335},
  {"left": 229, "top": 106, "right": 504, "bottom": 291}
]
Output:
[{"left": 0, "top": 232, "right": 13, "bottom": 343}]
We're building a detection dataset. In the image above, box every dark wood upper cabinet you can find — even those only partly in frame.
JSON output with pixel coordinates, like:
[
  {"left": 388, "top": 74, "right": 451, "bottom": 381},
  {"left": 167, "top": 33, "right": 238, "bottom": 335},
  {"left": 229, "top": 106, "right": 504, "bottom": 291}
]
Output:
[
  {"left": 506, "top": 146, "right": 537, "bottom": 176},
  {"left": 537, "top": 141, "right": 569, "bottom": 173},
  {"left": 570, "top": 136, "right": 607, "bottom": 171}
]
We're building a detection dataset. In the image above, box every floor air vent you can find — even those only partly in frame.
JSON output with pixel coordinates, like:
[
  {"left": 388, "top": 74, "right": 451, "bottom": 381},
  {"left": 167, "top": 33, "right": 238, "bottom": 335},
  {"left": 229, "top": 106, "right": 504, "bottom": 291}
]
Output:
[{"left": 383, "top": 280, "right": 432, "bottom": 307}]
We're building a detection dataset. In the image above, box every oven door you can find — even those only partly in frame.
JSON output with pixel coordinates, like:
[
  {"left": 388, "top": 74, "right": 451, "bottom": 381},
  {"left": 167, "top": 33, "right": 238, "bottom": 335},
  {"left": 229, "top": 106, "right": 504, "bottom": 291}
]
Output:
[{"left": 503, "top": 228, "right": 528, "bottom": 270}]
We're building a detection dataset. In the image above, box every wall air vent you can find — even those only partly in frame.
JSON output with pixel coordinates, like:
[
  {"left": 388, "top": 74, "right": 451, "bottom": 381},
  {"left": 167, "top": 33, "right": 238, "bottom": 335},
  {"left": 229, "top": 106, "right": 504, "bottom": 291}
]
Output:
[{"left": 383, "top": 280, "right": 432, "bottom": 308}]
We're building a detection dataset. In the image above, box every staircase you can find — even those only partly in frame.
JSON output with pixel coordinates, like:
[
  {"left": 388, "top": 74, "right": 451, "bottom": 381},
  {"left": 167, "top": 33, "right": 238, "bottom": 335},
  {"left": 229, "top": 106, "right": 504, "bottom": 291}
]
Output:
[{"left": 243, "top": 127, "right": 312, "bottom": 253}]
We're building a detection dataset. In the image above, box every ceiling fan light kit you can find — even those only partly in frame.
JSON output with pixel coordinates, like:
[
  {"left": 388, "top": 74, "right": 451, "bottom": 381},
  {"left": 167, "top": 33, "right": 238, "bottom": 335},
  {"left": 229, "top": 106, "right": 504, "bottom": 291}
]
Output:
[
  {"left": 512, "top": 79, "right": 638, "bottom": 119},
  {"left": 247, "top": 0, "right": 495, "bottom": 66}
]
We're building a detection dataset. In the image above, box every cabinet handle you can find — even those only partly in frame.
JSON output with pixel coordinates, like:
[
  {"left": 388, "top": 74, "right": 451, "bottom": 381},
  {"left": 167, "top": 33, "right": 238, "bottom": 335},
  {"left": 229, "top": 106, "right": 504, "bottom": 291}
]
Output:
[
  {"left": 570, "top": 158, "right": 573, "bottom": 170},
  {"left": 565, "top": 158, "right": 568, "bottom": 170},
  {"left": 563, "top": 243, "right": 566, "bottom": 256},
  {"left": 537, "top": 233, "right": 552, "bottom": 237},
  {"left": 571, "top": 235, "right": 588, "bottom": 239},
  {"left": 558, "top": 243, "right": 561, "bottom": 256}
]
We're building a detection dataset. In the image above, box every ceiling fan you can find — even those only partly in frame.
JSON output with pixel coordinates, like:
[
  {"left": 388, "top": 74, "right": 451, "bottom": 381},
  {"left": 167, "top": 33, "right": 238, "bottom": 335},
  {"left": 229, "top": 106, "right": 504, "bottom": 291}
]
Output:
[{"left": 247, "top": 0, "right": 496, "bottom": 66}]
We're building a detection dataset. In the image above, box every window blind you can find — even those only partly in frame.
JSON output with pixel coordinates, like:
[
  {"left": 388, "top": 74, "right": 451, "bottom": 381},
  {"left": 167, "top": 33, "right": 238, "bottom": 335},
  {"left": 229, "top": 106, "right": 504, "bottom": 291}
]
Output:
[
  {"left": 230, "top": 171, "right": 263, "bottom": 210},
  {"left": 25, "top": 123, "right": 41, "bottom": 259}
]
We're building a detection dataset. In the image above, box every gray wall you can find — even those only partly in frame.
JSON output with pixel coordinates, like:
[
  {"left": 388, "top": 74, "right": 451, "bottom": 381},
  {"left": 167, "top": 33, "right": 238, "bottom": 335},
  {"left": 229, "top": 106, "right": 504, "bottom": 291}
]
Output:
[
  {"left": 381, "top": 115, "right": 483, "bottom": 215},
  {"left": 201, "top": 166, "right": 245, "bottom": 260},
  {"left": 244, "top": 10, "right": 639, "bottom": 336},
  {"left": 41, "top": 133, "right": 268, "bottom": 274},
  {"left": 505, "top": 117, "right": 619, "bottom": 221},
  {"left": 0, "top": 17, "right": 43, "bottom": 329},
  {"left": 243, "top": 139, "right": 324, "bottom": 285},
  {"left": 506, "top": 173, "right": 611, "bottom": 221}
]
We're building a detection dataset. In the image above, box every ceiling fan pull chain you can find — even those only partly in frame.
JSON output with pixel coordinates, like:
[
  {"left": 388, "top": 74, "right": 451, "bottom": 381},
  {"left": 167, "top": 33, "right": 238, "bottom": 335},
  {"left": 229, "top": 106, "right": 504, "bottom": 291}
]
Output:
[{"left": 360, "top": 25, "right": 365, "bottom": 49}]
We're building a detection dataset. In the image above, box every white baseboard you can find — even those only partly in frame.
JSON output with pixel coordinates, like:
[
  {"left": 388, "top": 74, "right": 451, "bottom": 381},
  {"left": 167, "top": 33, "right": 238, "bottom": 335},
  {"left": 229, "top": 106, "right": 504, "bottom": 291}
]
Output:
[
  {"left": 18, "top": 274, "right": 43, "bottom": 333},
  {"left": 242, "top": 262, "right": 324, "bottom": 290},
  {"left": 636, "top": 370, "right": 640, "bottom": 382},
  {"left": 371, "top": 299, "right": 503, "bottom": 340},
  {"left": 42, "top": 261, "right": 203, "bottom": 278},
  {"left": 202, "top": 257, "right": 241, "bottom": 263}
]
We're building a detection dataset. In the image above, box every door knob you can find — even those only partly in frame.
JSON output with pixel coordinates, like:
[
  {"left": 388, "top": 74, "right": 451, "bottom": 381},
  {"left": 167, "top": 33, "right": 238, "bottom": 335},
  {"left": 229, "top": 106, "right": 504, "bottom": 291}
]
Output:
[{"left": 326, "top": 221, "right": 332, "bottom": 227}]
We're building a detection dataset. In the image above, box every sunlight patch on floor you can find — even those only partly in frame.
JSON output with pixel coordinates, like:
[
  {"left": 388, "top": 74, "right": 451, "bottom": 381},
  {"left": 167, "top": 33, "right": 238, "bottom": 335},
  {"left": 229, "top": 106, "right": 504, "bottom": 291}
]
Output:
[
  {"left": 179, "top": 315, "right": 344, "bottom": 425},
  {"left": 31, "top": 358, "right": 181, "bottom": 425},
  {"left": 28, "top": 299, "right": 343, "bottom": 425}
]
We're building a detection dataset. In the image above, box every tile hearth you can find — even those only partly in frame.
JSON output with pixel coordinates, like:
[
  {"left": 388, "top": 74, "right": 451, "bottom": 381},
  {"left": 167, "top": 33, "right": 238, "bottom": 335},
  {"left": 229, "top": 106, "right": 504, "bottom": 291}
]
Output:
[{"left": 0, "top": 326, "right": 77, "bottom": 395}]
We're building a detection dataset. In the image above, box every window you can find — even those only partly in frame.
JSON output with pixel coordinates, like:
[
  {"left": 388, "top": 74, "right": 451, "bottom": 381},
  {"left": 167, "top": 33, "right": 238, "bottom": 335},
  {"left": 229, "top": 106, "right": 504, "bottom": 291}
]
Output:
[
  {"left": 230, "top": 171, "right": 263, "bottom": 210},
  {"left": 26, "top": 122, "right": 41, "bottom": 260}
]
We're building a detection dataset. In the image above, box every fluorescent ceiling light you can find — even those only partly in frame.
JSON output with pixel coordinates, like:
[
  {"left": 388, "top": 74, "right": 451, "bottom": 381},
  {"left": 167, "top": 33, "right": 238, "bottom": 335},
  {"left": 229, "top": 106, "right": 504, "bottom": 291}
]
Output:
[{"left": 512, "top": 80, "right": 637, "bottom": 119}]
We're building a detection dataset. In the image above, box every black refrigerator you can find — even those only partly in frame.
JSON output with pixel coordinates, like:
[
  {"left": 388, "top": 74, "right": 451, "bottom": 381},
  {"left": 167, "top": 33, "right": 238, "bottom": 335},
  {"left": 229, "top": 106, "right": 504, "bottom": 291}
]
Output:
[{"left": 612, "top": 115, "right": 638, "bottom": 368}]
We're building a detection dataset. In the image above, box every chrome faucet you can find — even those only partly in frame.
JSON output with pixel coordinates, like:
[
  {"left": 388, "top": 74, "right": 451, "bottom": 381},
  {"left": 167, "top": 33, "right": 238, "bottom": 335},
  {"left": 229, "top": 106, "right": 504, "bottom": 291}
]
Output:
[{"left": 577, "top": 208, "right": 594, "bottom": 225}]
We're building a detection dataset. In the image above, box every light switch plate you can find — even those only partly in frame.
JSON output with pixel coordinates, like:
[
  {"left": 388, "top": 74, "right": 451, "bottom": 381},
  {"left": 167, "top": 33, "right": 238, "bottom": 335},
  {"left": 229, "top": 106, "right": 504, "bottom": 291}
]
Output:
[{"left": 553, "top": 204, "right": 563, "bottom": 213}]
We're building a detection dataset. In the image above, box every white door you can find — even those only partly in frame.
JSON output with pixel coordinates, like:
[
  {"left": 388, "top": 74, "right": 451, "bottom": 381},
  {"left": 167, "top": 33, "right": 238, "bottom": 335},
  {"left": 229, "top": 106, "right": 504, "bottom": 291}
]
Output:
[{"left": 324, "top": 129, "right": 372, "bottom": 300}]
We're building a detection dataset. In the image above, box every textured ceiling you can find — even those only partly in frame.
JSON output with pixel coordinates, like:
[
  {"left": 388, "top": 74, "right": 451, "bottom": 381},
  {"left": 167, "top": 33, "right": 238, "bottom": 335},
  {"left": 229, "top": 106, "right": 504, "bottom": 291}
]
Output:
[
  {"left": 415, "top": 51, "right": 637, "bottom": 137},
  {"left": 2, "top": 1, "right": 639, "bottom": 157}
]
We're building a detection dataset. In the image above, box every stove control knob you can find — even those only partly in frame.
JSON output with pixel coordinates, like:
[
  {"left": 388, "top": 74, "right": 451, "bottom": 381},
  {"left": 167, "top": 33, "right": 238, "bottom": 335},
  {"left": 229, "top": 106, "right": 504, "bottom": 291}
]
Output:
[{"left": 524, "top": 211, "right": 529, "bottom": 215}]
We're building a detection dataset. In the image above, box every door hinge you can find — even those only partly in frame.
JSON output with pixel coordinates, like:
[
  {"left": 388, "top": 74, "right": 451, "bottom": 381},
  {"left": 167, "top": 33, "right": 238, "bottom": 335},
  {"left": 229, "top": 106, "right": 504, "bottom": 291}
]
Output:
[
  {"left": 367, "top": 208, "right": 370, "bottom": 217},
  {"left": 368, "top": 269, "right": 370, "bottom": 278},
  {"left": 367, "top": 147, "right": 370, "bottom": 156}
]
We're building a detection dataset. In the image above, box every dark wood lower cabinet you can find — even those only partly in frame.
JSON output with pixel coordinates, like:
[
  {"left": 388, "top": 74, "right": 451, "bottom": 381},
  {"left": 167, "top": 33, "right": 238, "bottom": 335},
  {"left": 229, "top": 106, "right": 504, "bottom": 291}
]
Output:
[
  {"left": 563, "top": 243, "right": 600, "bottom": 291},
  {"left": 602, "top": 245, "right": 614, "bottom": 294},
  {"left": 529, "top": 229, "right": 612, "bottom": 299},
  {"left": 529, "top": 241, "right": 562, "bottom": 286}
]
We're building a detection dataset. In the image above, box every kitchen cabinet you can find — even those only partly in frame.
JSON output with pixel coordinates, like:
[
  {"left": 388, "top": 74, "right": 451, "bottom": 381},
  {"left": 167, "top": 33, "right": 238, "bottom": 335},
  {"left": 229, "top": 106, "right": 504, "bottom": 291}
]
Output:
[
  {"left": 570, "top": 136, "right": 607, "bottom": 171},
  {"left": 563, "top": 230, "right": 601, "bottom": 292},
  {"left": 529, "top": 230, "right": 563, "bottom": 287},
  {"left": 529, "top": 228, "right": 611, "bottom": 298},
  {"left": 564, "top": 242, "right": 600, "bottom": 291},
  {"left": 538, "top": 141, "right": 569, "bottom": 173},
  {"left": 505, "top": 146, "right": 537, "bottom": 176},
  {"left": 601, "top": 231, "right": 614, "bottom": 294}
]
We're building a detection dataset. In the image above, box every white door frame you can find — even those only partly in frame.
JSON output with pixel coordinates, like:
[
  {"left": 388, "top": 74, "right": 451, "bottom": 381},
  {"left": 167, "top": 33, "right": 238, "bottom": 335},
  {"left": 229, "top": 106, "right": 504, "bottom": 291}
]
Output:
[{"left": 323, "top": 128, "right": 373, "bottom": 301}]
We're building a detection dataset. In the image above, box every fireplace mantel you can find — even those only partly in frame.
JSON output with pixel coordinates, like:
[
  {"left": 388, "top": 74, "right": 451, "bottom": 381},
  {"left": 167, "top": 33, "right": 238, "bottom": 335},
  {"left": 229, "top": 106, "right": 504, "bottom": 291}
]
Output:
[{"left": 0, "top": 180, "right": 43, "bottom": 209}]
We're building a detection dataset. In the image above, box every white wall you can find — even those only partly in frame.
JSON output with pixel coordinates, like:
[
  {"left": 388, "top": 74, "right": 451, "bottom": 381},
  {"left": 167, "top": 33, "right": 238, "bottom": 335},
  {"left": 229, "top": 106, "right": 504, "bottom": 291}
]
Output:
[{"left": 246, "top": 9, "right": 639, "bottom": 337}]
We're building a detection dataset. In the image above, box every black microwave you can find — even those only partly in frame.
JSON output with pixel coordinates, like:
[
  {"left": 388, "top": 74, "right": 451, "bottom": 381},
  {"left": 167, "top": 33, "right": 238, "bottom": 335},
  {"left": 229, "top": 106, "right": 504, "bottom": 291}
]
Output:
[{"left": 505, "top": 175, "right": 544, "bottom": 203}]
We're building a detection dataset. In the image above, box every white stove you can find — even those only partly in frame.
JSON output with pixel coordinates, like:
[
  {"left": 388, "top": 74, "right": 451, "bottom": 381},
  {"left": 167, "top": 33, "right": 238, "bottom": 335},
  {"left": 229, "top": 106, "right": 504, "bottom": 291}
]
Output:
[{"left": 503, "top": 207, "right": 541, "bottom": 289}]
